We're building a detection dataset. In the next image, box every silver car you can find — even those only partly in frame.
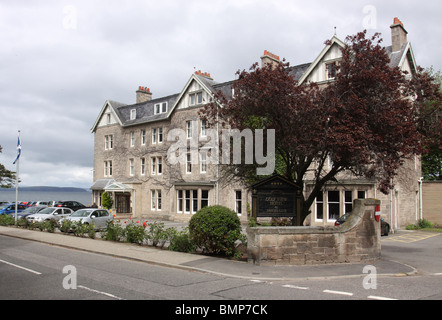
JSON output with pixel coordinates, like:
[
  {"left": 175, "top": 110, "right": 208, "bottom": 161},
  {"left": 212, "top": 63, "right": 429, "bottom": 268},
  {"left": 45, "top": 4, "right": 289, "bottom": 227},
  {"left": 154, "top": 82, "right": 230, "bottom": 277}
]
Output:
[
  {"left": 60, "top": 208, "right": 113, "bottom": 229},
  {"left": 27, "top": 207, "right": 74, "bottom": 223}
]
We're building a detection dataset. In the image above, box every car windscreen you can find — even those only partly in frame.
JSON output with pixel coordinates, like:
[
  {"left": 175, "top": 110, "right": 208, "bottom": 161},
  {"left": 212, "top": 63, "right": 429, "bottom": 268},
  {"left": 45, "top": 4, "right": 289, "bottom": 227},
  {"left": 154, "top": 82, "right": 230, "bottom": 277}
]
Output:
[
  {"left": 38, "top": 208, "right": 54, "bottom": 214},
  {"left": 70, "top": 210, "right": 90, "bottom": 217}
]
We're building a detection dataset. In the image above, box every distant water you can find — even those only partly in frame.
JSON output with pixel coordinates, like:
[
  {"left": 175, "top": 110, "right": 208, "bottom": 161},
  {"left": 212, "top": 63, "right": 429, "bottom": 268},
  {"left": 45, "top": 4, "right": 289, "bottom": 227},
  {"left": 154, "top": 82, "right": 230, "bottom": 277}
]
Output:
[{"left": 0, "top": 189, "right": 93, "bottom": 206}]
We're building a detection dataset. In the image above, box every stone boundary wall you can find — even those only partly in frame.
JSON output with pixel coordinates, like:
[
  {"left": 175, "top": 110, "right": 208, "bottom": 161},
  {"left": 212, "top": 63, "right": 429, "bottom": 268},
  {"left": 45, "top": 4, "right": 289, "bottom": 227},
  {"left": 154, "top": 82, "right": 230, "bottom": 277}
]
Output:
[{"left": 247, "top": 199, "right": 381, "bottom": 266}]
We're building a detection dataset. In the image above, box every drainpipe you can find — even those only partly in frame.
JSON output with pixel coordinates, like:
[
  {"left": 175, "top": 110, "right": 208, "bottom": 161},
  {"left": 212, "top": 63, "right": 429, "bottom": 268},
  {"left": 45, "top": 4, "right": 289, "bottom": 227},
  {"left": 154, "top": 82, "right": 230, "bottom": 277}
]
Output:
[
  {"left": 389, "top": 189, "right": 394, "bottom": 234},
  {"left": 418, "top": 177, "right": 423, "bottom": 220}
]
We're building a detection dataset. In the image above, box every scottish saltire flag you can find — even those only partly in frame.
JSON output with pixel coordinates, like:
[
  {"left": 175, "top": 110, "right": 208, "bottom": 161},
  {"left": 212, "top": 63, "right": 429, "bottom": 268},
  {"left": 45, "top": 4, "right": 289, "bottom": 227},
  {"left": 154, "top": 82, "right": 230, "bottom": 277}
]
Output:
[{"left": 13, "top": 135, "right": 21, "bottom": 165}]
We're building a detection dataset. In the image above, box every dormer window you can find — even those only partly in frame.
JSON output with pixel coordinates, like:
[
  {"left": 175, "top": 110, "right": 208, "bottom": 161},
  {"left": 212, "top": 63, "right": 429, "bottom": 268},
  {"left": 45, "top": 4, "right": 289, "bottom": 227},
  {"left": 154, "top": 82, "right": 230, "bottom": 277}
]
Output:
[
  {"left": 154, "top": 102, "right": 168, "bottom": 115},
  {"left": 130, "top": 109, "right": 136, "bottom": 120}
]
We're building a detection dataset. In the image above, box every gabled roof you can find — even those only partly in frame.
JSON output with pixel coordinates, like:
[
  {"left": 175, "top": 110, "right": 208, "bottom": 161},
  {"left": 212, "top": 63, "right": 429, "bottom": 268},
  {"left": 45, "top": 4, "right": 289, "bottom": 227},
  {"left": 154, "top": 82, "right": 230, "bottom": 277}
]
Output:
[
  {"left": 297, "top": 35, "right": 345, "bottom": 85},
  {"left": 385, "top": 42, "right": 417, "bottom": 75},
  {"left": 92, "top": 73, "right": 234, "bottom": 131},
  {"left": 90, "top": 100, "right": 126, "bottom": 133}
]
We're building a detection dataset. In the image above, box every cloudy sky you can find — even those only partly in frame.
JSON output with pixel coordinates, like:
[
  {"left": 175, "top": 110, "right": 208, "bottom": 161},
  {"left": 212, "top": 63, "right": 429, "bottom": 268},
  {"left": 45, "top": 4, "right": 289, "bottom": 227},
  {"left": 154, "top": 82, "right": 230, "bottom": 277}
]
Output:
[{"left": 0, "top": 0, "right": 441, "bottom": 188}]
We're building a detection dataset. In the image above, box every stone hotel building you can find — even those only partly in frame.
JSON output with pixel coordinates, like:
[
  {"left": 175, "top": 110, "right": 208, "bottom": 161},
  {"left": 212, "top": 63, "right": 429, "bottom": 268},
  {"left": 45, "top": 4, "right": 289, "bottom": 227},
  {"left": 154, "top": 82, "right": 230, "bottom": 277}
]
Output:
[{"left": 91, "top": 18, "right": 422, "bottom": 230}]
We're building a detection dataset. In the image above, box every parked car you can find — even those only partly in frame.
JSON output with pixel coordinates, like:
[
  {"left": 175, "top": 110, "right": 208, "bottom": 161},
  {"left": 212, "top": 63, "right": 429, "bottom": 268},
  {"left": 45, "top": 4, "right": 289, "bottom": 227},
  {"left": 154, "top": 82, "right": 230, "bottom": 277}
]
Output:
[
  {"left": 27, "top": 207, "right": 74, "bottom": 223},
  {"left": 54, "top": 201, "right": 86, "bottom": 212},
  {"left": 16, "top": 206, "right": 48, "bottom": 219},
  {"left": 0, "top": 204, "right": 26, "bottom": 215},
  {"left": 59, "top": 208, "right": 113, "bottom": 229},
  {"left": 334, "top": 212, "right": 390, "bottom": 236},
  {"left": 27, "top": 201, "right": 51, "bottom": 207}
]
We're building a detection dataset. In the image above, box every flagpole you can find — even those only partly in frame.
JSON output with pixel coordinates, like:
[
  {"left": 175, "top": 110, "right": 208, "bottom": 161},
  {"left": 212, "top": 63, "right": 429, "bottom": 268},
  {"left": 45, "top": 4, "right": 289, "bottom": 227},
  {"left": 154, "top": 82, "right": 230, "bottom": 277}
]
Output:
[{"left": 14, "top": 130, "right": 20, "bottom": 224}]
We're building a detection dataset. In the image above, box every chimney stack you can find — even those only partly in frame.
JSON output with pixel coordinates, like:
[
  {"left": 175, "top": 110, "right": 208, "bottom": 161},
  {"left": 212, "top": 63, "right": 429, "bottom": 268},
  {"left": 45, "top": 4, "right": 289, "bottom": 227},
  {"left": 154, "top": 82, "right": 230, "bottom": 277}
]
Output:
[
  {"left": 136, "top": 86, "right": 152, "bottom": 103},
  {"left": 390, "top": 17, "right": 408, "bottom": 52},
  {"left": 261, "top": 50, "right": 280, "bottom": 68}
]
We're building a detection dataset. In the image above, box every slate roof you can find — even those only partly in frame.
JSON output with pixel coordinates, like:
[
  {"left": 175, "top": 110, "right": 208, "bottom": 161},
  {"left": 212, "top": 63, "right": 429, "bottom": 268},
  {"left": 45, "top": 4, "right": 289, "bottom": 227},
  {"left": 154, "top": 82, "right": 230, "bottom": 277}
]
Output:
[{"left": 94, "top": 38, "right": 415, "bottom": 131}]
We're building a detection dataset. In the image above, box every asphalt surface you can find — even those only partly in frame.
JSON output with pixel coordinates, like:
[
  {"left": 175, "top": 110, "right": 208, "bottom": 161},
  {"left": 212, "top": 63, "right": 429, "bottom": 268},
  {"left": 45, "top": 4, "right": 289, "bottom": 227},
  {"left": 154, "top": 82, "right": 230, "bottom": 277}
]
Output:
[{"left": 0, "top": 223, "right": 417, "bottom": 281}]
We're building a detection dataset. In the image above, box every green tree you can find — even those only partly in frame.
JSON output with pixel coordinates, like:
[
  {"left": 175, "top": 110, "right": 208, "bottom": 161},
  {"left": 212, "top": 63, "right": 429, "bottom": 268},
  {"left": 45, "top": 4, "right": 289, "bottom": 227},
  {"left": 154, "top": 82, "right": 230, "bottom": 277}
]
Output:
[
  {"left": 415, "top": 67, "right": 442, "bottom": 180},
  {"left": 101, "top": 191, "right": 113, "bottom": 210},
  {"left": 0, "top": 145, "right": 16, "bottom": 188}
]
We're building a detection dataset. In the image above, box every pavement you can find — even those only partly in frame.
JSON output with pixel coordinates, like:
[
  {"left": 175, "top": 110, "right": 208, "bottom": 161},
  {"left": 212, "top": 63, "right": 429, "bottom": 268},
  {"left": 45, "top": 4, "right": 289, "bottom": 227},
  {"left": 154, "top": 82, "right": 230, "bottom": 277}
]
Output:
[{"left": 0, "top": 222, "right": 417, "bottom": 281}]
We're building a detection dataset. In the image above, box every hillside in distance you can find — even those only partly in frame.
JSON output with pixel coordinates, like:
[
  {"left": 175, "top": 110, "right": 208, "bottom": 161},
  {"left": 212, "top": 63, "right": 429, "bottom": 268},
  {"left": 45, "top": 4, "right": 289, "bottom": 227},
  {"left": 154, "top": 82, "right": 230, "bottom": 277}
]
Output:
[{"left": 0, "top": 186, "right": 90, "bottom": 193}]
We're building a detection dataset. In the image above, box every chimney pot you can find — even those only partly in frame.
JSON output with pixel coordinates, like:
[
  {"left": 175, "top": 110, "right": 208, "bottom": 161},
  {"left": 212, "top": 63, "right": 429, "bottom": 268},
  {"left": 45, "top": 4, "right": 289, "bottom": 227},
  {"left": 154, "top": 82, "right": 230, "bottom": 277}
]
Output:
[
  {"left": 261, "top": 50, "right": 280, "bottom": 68},
  {"left": 136, "top": 86, "right": 152, "bottom": 103},
  {"left": 390, "top": 17, "right": 408, "bottom": 52}
]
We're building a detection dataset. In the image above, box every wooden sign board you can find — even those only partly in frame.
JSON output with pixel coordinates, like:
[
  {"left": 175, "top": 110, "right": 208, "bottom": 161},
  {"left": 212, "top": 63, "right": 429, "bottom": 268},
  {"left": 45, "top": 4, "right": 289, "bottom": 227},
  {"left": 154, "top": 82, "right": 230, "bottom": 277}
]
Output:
[{"left": 251, "top": 175, "right": 302, "bottom": 225}]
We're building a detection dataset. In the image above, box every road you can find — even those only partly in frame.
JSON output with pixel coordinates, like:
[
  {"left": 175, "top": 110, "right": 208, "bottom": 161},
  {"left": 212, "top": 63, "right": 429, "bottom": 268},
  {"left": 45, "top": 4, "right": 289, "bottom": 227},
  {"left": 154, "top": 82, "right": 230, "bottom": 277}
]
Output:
[{"left": 1, "top": 231, "right": 441, "bottom": 305}]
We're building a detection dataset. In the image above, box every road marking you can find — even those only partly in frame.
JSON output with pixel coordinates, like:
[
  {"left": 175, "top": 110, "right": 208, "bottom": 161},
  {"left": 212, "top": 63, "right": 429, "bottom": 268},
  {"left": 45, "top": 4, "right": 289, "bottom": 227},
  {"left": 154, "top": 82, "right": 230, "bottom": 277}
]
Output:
[
  {"left": 323, "top": 289, "right": 354, "bottom": 296},
  {"left": 78, "top": 285, "right": 125, "bottom": 300},
  {"left": 368, "top": 295, "right": 397, "bottom": 300},
  {"left": 0, "top": 259, "right": 42, "bottom": 275},
  {"left": 282, "top": 284, "right": 309, "bottom": 290},
  {"left": 383, "top": 232, "right": 440, "bottom": 243}
]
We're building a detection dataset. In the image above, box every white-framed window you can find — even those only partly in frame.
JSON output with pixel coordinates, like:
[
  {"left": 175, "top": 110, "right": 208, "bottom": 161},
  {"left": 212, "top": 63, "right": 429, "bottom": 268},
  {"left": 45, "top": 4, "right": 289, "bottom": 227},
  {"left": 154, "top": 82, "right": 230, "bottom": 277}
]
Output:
[
  {"left": 106, "top": 113, "right": 111, "bottom": 124},
  {"left": 344, "top": 190, "right": 353, "bottom": 214},
  {"left": 104, "top": 160, "right": 112, "bottom": 177},
  {"left": 141, "top": 130, "right": 146, "bottom": 145},
  {"left": 185, "top": 190, "right": 191, "bottom": 214},
  {"left": 327, "top": 190, "right": 340, "bottom": 220},
  {"left": 152, "top": 128, "right": 157, "bottom": 144},
  {"left": 151, "top": 156, "right": 162, "bottom": 175},
  {"left": 192, "top": 190, "right": 198, "bottom": 213},
  {"left": 235, "top": 190, "right": 242, "bottom": 215},
  {"left": 157, "top": 157, "right": 162, "bottom": 175},
  {"left": 158, "top": 127, "right": 163, "bottom": 143},
  {"left": 189, "top": 92, "right": 203, "bottom": 106},
  {"left": 154, "top": 102, "right": 168, "bottom": 115},
  {"left": 130, "top": 109, "right": 136, "bottom": 120},
  {"left": 201, "top": 190, "right": 209, "bottom": 209},
  {"left": 151, "top": 157, "right": 156, "bottom": 175},
  {"left": 358, "top": 190, "right": 366, "bottom": 199},
  {"left": 104, "top": 135, "right": 113, "bottom": 150},
  {"left": 186, "top": 121, "right": 192, "bottom": 139},
  {"left": 177, "top": 189, "right": 209, "bottom": 214},
  {"left": 200, "top": 119, "right": 207, "bottom": 137},
  {"left": 316, "top": 192, "right": 323, "bottom": 221},
  {"left": 130, "top": 132, "right": 135, "bottom": 147},
  {"left": 151, "top": 190, "right": 162, "bottom": 211},
  {"left": 152, "top": 127, "right": 163, "bottom": 144},
  {"left": 186, "top": 152, "right": 192, "bottom": 173},
  {"left": 200, "top": 151, "right": 207, "bottom": 173},
  {"left": 129, "top": 159, "right": 134, "bottom": 176},
  {"left": 140, "top": 158, "right": 146, "bottom": 175},
  {"left": 177, "top": 190, "right": 183, "bottom": 213}
]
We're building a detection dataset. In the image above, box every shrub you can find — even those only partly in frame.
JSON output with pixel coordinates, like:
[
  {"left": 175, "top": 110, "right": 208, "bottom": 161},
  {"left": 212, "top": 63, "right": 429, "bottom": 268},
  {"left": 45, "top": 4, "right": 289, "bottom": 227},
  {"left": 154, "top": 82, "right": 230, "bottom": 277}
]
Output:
[
  {"left": 87, "top": 223, "right": 96, "bottom": 239},
  {"left": 71, "top": 220, "right": 88, "bottom": 237},
  {"left": 123, "top": 221, "right": 146, "bottom": 245},
  {"left": 101, "top": 220, "right": 124, "bottom": 241},
  {"left": 0, "top": 214, "right": 15, "bottom": 226},
  {"left": 60, "top": 220, "right": 73, "bottom": 233},
  {"left": 189, "top": 205, "right": 244, "bottom": 257},
  {"left": 42, "top": 219, "right": 58, "bottom": 233},
  {"left": 418, "top": 219, "right": 434, "bottom": 229},
  {"left": 168, "top": 227, "right": 195, "bottom": 253}
]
